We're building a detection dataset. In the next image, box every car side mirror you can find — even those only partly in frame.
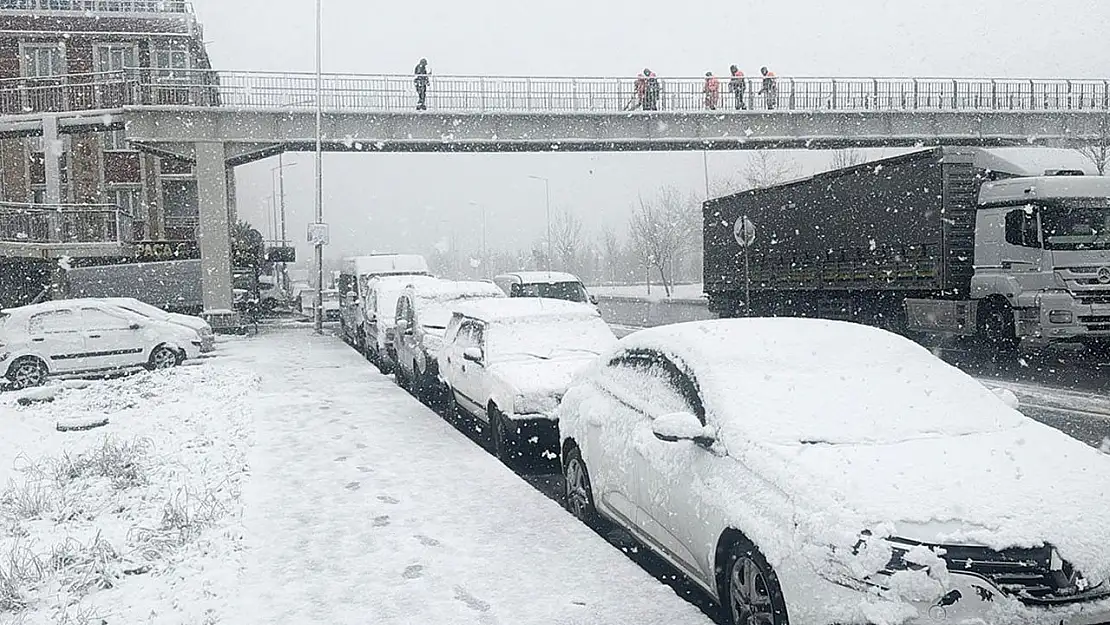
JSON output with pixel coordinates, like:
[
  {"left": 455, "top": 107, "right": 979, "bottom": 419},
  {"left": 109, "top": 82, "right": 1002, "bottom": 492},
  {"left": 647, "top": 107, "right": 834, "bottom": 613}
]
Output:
[
  {"left": 652, "top": 412, "right": 715, "bottom": 447},
  {"left": 463, "top": 347, "right": 483, "bottom": 363},
  {"left": 396, "top": 319, "right": 411, "bottom": 334},
  {"left": 589, "top": 294, "right": 599, "bottom": 305},
  {"left": 129, "top": 323, "right": 142, "bottom": 330}
]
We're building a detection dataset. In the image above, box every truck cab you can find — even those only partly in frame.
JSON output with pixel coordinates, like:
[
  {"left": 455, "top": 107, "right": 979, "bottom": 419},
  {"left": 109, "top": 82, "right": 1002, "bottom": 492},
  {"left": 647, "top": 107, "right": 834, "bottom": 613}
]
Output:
[{"left": 968, "top": 175, "right": 1110, "bottom": 349}]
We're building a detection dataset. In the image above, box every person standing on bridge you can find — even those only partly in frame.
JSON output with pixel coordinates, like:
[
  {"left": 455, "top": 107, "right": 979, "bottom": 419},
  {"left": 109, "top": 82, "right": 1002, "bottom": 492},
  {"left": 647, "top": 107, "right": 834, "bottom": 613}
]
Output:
[
  {"left": 414, "top": 58, "right": 430, "bottom": 111},
  {"left": 729, "top": 65, "right": 746, "bottom": 110},
  {"left": 643, "top": 69, "right": 661, "bottom": 111},
  {"left": 758, "top": 66, "right": 777, "bottom": 110},
  {"left": 703, "top": 72, "right": 720, "bottom": 110}
]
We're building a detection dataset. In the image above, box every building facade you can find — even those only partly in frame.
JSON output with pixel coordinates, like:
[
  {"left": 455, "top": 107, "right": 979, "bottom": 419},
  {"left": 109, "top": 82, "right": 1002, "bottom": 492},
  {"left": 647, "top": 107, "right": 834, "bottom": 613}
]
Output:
[{"left": 0, "top": 0, "right": 212, "bottom": 245}]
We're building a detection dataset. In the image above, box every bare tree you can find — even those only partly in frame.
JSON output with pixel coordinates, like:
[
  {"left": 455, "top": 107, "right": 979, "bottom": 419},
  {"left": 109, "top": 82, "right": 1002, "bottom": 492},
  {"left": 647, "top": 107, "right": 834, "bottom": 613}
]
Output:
[
  {"left": 1076, "top": 126, "right": 1109, "bottom": 175},
  {"left": 549, "top": 209, "right": 584, "bottom": 273},
  {"left": 743, "top": 151, "right": 799, "bottom": 189},
  {"left": 599, "top": 227, "right": 624, "bottom": 284},
  {"left": 829, "top": 148, "right": 868, "bottom": 170},
  {"left": 628, "top": 187, "right": 698, "bottom": 297}
]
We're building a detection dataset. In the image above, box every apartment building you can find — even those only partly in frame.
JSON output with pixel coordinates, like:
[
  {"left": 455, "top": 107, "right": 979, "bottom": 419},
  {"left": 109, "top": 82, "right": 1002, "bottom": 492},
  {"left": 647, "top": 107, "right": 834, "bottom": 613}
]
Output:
[{"left": 0, "top": 0, "right": 212, "bottom": 247}]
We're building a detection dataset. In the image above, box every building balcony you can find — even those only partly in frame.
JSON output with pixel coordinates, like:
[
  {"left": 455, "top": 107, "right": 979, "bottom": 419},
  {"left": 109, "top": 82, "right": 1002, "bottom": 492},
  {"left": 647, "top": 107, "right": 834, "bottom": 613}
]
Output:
[
  {"left": 0, "top": 202, "right": 135, "bottom": 258},
  {"left": 0, "top": 1, "right": 193, "bottom": 15}
]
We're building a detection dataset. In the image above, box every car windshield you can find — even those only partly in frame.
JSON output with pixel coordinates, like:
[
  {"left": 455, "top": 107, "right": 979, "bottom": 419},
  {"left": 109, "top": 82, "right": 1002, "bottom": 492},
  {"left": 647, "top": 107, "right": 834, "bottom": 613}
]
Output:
[
  {"left": 418, "top": 295, "right": 496, "bottom": 329},
  {"left": 1040, "top": 198, "right": 1110, "bottom": 251},
  {"left": 486, "top": 317, "right": 612, "bottom": 362},
  {"left": 512, "top": 281, "right": 589, "bottom": 303}
]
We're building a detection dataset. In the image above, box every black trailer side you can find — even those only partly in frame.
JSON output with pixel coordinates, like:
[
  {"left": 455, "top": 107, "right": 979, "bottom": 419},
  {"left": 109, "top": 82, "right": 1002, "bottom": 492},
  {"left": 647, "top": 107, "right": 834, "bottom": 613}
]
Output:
[{"left": 704, "top": 147, "right": 982, "bottom": 330}]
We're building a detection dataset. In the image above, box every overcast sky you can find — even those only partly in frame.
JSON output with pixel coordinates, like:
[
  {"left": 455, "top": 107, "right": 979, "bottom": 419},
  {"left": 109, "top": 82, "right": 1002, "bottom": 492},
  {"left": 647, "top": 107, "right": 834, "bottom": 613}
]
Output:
[{"left": 189, "top": 0, "right": 1110, "bottom": 261}]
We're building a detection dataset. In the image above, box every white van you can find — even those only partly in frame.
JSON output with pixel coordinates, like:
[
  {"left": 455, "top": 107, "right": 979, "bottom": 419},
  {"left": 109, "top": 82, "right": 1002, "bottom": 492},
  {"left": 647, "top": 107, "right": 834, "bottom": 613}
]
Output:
[{"left": 337, "top": 255, "right": 430, "bottom": 353}]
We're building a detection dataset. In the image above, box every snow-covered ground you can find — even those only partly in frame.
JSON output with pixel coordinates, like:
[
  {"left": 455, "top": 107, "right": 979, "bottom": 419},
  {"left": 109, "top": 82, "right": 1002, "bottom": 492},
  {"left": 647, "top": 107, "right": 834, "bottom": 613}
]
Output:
[
  {"left": 1, "top": 328, "right": 713, "bottom": 625},
  {"left": 591, "top": 283, "right": 706, "bottom": 300}
]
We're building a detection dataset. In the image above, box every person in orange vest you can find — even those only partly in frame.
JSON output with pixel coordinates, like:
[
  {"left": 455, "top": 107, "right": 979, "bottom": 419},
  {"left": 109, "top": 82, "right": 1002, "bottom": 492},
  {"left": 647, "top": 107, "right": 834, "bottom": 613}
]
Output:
[
  {"left": 628, "top": 70, "right": 649, "bottom": 111},
  {"left": 703, "top": 72, "right": 720, "bottom": 110},
  {"left": 759, "top": 66, "right": 778, "bottom": 110},
  {"left": 729, "top": 65, "right": 746, "bottom": 110}
]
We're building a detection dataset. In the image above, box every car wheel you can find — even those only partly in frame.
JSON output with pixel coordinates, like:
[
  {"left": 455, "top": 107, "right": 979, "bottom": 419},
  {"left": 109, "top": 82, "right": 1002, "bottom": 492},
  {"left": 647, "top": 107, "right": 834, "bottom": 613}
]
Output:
[
  {"left": 563, "top": 445, "right": 607, "bottom": 529},
  {"left": 147, "top": 345, "right": 182, "bottom": 371},
  {"left": 410, "top": 361, "right": 424, "bottom": 397},
  {"left": 6, "top": 357, "right": 47, "bottom": 390},
  {"left": 721, "top": 536, "right": 789, "bottom": 625},
  {"left": 395, "top": 363, "right": 410, "bottom": 391},
  {"left": 488, "top": 405, "right": 512, "bottom": 464},
  {"left": 444, "top": 385, "right": 464, "bottom": 424}
]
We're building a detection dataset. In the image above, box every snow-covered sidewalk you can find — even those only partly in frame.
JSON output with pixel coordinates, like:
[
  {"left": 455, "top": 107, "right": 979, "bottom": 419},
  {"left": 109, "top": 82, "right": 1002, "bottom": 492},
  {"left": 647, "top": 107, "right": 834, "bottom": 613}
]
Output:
[{"left": 229, "top": 327, "right": 712, "bottom": 625}]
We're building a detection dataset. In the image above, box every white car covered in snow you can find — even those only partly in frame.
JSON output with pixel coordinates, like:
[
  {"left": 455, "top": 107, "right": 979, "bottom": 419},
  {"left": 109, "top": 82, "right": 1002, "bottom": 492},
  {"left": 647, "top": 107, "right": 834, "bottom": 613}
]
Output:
[
  {"left": 557, "top": 318, "right": 1110, "bottom": 625},
  {"left": 97, "top": 297, "right": 215, "bottom": 352},
  {"left": 439, "top": 298, "right": 616, "bottom": 464},
  {"left": 1, "top": 300, "right": 202, "bottom": 389},
  {"left": 392, "top": 279, "right": 505, "bottom": 399}
]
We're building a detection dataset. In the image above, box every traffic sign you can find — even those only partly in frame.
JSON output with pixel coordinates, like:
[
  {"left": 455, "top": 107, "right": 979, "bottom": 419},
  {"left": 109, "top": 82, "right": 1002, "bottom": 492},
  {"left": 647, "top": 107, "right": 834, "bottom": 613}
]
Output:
[
  {"left": 734, "top": 216, "right": 756, "bottom": 248},
  {"left": 308, "top": 223, "right": 330, "bottom": 246}
]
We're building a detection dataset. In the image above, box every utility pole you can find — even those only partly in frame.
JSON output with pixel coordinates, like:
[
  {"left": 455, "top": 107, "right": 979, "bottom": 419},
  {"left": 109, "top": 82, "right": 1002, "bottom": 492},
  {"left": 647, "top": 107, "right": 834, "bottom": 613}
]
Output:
[
  {"left": 313, "top": 0, "right": 324, "bottom": 334},
  {"left": 528, "top": 175, "right": 551, "bottom": 272}
]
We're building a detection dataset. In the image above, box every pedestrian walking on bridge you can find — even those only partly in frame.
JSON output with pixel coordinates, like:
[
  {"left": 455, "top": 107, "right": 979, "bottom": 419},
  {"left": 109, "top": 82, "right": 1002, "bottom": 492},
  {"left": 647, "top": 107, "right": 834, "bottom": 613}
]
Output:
[
  {"left": 729, "top": 65, "right": 746, "bottom": 110},
  {"left": 704, "top": 72, "right": 720, "bottom": 110},
  {"left": 759, "top": 66, "right": 777, "bottom": 110},
  {"left": 414, "top": 58, "right": 430, "bottom": 110}
]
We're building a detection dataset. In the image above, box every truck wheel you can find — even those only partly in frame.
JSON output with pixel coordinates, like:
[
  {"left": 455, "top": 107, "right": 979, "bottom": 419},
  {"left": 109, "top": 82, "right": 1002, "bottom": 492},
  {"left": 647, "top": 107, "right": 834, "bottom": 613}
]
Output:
[
  {"left": 6, "top": 357, "right": 47, "bottom": 390},
  {"left": 979, "top": 301, "right": 1018, "bottom": 352}
]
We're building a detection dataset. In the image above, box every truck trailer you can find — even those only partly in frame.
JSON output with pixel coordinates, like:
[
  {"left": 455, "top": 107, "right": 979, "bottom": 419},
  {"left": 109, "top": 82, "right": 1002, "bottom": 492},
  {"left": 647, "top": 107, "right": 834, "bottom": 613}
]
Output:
[{"left": 704, "top": 147, "right": 1110, "bottom": 353}]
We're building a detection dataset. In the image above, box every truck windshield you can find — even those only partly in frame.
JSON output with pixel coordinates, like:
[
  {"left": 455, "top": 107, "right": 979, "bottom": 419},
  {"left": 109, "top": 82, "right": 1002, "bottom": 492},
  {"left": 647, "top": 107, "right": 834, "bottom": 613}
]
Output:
[{"left": 1040, "top": 198, "right": 1110, "bottom": 251}]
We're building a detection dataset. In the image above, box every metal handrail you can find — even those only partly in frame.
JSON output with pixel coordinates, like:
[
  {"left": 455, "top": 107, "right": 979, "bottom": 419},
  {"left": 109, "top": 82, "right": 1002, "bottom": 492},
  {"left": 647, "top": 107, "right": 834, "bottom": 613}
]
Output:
[
  {"left": 2, "top": 70, "right": 1108, "bottom": 115},
  {"left": 0, "top": 0, "right": 193, "bottom": 13},
  {"left": 0, "top": 203, "right": 134, "bottom": 245}
]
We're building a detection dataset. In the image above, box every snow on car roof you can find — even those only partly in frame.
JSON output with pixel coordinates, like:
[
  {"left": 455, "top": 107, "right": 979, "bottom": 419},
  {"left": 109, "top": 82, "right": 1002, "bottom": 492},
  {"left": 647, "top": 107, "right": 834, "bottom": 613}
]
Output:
[
  {"left": 495, "top": 271, "right": 582, "bottom": 284},
  {"left": 410, "top": 279, "right": 505, "bottom": 300},
  {"left": 615, "top": 318, "right": 1027, "bottom": 445},
  {"left": 452, "top": 297, "right": 599, "bottom": 323}
]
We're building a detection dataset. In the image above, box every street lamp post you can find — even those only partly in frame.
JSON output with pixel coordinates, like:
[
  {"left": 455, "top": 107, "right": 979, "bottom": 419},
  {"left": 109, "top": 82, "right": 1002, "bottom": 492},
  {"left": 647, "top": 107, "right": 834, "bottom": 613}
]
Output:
[
  {"left": 469, "top": 200, "right": 487, "bottom": 274},
  {"left": 313, "top": 0, "right": 324, "bottom": 334},
  {"left": 528, "top": 175, "right": 551, "bottom": 272}
]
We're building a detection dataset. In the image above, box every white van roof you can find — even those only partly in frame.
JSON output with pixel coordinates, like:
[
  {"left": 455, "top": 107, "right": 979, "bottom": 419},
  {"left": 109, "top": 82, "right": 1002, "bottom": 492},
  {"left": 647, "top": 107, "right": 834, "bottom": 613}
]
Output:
[{"left": 344, "top": 254, "right": 429, "bottom": 277}]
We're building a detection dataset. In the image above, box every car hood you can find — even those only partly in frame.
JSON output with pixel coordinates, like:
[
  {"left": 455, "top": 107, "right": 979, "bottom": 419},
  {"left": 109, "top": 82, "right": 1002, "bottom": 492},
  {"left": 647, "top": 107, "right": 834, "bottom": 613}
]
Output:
[
  {"left": 744, "top": 421, "right": 1110, "bottom": 580},
  {"left": 487, "top": 354, "right": 597, "bottom": 397},
  {"left": 166, "top": 312, "right": 210, "bottom": 333}
]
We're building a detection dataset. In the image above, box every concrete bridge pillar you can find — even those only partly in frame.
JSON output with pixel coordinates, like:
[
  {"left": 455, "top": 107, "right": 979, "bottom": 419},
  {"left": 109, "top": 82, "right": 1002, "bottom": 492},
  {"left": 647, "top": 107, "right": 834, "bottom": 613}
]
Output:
[{"left": 196, "top": 141, "right": 233, "bottom": 314}]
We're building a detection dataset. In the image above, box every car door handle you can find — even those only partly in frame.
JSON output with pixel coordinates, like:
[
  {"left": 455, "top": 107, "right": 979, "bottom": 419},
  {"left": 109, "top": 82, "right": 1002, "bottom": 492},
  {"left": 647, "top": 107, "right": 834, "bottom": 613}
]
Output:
[
  {"left": 88, "top": 334, "right": 102, "bottom": 339},
  {"left": 31, "top": 338, "right": 45, "bottom": 342}
]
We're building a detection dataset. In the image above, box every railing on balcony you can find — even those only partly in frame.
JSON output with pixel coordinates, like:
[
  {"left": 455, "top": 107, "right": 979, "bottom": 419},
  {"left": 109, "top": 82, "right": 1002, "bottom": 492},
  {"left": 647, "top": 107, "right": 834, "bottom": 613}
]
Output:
[
  {"left": 1, "top": 70, "right": 1109, "bottom": 116},
  {"left": 0, "top": 0, "right": 193, "bottom": 13},
  {"left": 0, "top": 203, "right": 134, "bottom": 245}
]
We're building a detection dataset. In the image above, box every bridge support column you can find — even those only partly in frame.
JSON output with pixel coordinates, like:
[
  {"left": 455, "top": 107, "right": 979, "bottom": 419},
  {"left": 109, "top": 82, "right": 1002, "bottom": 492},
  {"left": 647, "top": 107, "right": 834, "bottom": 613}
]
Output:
[{"left": 196, "top": 142, "right": 234, "bottom": 315}]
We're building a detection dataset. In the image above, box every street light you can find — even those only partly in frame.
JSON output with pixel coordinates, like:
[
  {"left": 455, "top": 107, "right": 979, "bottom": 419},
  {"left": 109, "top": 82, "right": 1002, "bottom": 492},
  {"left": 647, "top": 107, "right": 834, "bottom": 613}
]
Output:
[
  {"left": 313, "top": 0, "right": 324, "bottom": 334},
  {"left": 270, "top": 156, "right": 297, "bottom": 246},
  {"left": 527, "top": 175, "right": 551, "bottom": 272}
]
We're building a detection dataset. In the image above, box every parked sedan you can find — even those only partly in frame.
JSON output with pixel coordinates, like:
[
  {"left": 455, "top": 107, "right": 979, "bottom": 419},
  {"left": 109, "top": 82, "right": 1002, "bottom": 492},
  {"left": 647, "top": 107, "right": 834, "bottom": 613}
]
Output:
[
  {"left": 558, "top": 318, "right": 1110, "bottom": 625},
  {"left": 439, "top": 298, "right": 617, "bottom": 464},
  {"left": 392, "top": 279, "right": 505, "bottom": 400},
  {"left": 1, "top": 300, "right": 202, "bottom": 389},
  {"left": 97, "top": 297, "right": 215, "bottom": 352}
]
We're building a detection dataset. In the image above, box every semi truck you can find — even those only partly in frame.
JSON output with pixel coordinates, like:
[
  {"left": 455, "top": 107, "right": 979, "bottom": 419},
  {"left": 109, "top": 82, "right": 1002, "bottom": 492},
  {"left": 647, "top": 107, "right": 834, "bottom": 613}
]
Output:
[{"left": 703, "top": 147, "right": 1110, "bottom": 354}]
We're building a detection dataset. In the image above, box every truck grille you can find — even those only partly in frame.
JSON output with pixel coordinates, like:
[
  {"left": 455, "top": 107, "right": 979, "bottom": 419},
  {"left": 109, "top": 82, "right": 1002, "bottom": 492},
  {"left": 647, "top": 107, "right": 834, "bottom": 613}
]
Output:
[
  {"left": 1077, "top": 294, "right": 1110, "bottom": 306},
  {"left": 1079, "top": 315, "right": 1110, "bottom": 332},
  {"left": 889, "top": 542, "right": 1110, "bottom": 606}
]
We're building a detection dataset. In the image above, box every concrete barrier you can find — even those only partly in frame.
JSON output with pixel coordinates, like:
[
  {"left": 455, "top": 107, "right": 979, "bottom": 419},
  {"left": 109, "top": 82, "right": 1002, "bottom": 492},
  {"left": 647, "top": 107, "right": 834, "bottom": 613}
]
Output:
[{"left": 597, "top": 295, "right": 715, "bottom": 329}]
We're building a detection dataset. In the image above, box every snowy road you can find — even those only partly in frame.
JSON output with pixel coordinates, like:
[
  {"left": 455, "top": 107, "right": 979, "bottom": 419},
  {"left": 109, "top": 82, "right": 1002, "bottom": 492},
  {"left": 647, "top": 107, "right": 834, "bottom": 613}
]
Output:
[{"left": 224, "top": 327, "right": 713, "bottom": 625}]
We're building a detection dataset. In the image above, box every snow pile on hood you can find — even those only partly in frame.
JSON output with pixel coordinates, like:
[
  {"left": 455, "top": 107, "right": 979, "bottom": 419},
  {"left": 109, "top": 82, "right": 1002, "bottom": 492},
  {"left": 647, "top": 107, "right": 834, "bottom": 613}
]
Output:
[
  {"left": 611, "top": 318, "right": 1110, "bottom": 584},
  {"left": 486, "top": 316, "right": 616, "bottom": 364}
]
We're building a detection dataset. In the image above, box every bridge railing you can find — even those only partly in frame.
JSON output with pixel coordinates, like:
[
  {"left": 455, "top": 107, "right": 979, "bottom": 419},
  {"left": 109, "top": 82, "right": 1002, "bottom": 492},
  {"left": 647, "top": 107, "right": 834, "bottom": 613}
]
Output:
[
  {"left": 0, "top": 0, "right": 193, "bottom": 13},
  {"left": 2, "top": 70, "right": 1108, "bottom": 116},
  {"left": 0, "top": 203, "right": 134, "bottom": 245}
]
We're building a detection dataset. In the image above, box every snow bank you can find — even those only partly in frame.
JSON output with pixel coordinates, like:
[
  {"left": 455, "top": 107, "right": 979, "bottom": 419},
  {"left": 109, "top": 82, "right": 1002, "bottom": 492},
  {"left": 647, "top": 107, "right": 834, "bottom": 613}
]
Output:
[{"left": 0, "top": 360, "right": 257, "bottom": 624}]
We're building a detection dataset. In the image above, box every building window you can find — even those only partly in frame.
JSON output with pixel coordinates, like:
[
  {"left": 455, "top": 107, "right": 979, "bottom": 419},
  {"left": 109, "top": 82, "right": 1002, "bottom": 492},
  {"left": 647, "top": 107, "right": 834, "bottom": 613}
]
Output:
[
  {"left": 103, "top": 129, "right": 132, "bottom": 151},
  {"left": 108, "top": 187, "right": 142, "bottom": 215},
  {"left": 94, "top": 45, "right": 137, "bottom": 75},
  {"left": 20, "top": 44, "right": 65, "bottom": 78},
  {"left": 152, "top": 48, "right": 189, "bottom": 81}
]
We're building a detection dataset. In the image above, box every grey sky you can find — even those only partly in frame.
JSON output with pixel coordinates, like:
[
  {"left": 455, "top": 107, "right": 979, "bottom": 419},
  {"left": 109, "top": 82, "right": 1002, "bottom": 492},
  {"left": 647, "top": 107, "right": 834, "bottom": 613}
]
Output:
[{"left": 189, "top": 0, "right": 1110, "bottom": 260}]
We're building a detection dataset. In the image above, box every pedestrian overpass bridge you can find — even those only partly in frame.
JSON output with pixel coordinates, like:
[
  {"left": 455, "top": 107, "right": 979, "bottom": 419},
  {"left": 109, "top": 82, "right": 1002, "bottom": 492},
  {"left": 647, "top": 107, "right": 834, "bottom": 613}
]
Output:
[{"left": 2, "top": 69, "right": 1108, "bottom": 310}]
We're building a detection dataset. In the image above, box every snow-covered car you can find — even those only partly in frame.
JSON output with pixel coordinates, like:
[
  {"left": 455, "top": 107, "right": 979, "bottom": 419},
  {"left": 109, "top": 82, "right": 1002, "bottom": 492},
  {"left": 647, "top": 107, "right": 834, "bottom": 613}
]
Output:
[
  {"left": 299, "top": 289, "right": 341, "bottom": 322},
  {"left": 392, "top": 279, "right": 505, "bottom": 399},
  {"left": 97, "top": 297, "right": 215, "bottom": 352},
  {"left": 363, "top": 275, "right": 440, "bottom": 374},
  {"left": 1, "top": 300, "right": 203, "bottom": 389},
  {"left": 492, "top": 271, "right": 598, "bottom": 305},
  {"left": 439, "top": 298, "right": 616, "bottom": 464},
  {"left": 557, "top": 318, "right": 1110, "bottom": 625}
]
